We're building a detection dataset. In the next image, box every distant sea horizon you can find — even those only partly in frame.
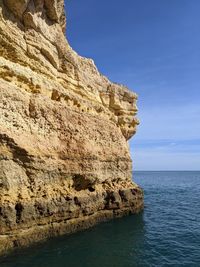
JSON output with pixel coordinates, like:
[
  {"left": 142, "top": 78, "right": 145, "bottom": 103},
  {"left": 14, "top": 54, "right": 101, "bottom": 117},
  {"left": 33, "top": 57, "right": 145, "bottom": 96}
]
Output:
[{"left": 133, "top": 170, "right": 200, "bottom": 172}]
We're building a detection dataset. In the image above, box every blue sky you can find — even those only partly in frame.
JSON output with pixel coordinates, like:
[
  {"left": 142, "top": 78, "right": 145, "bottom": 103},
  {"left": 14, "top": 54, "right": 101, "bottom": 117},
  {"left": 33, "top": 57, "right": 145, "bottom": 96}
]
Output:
[{"left": 65, "top": 0, "right": 200, "bottom": 170}]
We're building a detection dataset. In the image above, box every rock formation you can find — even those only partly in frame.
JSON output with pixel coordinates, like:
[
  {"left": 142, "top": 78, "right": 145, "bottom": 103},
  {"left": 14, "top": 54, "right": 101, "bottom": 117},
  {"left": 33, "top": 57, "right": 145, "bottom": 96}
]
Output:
[{"left": 0, "top": 0, "right": 143, "bottom": 255}]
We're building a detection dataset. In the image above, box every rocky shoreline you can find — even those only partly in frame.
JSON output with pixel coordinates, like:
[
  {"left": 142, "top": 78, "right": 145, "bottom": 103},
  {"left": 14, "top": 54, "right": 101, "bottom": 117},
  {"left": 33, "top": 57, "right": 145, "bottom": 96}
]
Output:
[
  {"left": 0, "top": 185, "right": 143, "bottom": 255},
  {"left": 0, "top": 0, "right": 143, "bottom": 255}
]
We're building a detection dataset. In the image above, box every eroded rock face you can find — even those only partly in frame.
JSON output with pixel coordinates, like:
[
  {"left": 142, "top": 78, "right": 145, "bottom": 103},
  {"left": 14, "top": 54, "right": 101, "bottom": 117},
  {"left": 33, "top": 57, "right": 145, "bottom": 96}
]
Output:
[{"left": 0, "top": 0, "right": 143, "bottom": 255}]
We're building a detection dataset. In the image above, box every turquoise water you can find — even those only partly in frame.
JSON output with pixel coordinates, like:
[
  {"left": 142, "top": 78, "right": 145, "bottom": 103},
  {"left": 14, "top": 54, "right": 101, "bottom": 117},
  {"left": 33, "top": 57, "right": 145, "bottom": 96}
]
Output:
[{"left": 1, "top": 171, "right": 200, "bottom": 267}]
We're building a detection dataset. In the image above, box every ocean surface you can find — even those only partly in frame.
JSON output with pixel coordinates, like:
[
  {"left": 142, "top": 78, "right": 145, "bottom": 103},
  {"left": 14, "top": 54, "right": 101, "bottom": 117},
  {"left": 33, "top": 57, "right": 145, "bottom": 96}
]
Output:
[{"left": 1, "top": 171, "right": 200, "bottom": 267}]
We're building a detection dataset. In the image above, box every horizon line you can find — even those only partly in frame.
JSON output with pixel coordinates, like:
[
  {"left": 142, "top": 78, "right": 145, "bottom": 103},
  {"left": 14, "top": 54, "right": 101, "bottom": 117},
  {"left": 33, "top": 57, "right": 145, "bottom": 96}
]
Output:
[{"left": 134, "top": 170, "right": 200, "bottom": 172}]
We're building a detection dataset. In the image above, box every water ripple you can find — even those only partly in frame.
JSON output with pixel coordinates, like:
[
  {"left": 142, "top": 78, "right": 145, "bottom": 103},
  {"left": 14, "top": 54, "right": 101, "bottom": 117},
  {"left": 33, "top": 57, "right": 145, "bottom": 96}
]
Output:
[{"left": 0, "top": 171, "right": 200, "bottom": 267}]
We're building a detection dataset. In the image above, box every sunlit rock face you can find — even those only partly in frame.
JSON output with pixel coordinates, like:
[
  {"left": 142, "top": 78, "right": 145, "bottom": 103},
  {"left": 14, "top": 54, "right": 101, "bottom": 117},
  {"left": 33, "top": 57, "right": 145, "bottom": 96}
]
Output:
[{"left": 0, "top": 0, "right": 143, "bottom": 255}]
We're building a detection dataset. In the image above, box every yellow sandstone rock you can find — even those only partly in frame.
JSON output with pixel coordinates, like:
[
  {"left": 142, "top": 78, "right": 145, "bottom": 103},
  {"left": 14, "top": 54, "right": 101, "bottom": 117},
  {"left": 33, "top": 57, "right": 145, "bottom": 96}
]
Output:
[{"left": 0, "top": 0, "right": 143, "bottom": 255}]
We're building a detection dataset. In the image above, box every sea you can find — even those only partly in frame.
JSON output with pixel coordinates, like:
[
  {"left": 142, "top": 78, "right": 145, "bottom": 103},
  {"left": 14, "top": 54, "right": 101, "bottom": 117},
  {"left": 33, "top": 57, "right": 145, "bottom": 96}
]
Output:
[{"left": 0, "top": 171, "right": 200, "bottom": 267}]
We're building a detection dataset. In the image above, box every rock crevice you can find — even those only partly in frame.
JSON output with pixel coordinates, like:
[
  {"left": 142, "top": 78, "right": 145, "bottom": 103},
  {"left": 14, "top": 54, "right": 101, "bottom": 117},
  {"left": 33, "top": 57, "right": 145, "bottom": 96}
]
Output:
[{"left": 0, "top": 0, "right": 143, "bottom": 255}]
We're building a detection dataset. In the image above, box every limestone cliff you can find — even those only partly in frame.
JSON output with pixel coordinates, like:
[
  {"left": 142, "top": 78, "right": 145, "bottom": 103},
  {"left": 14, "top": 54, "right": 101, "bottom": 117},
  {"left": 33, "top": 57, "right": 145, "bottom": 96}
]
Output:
[{"left": 0, "top": 0, "right": 143, "bottom": 255}]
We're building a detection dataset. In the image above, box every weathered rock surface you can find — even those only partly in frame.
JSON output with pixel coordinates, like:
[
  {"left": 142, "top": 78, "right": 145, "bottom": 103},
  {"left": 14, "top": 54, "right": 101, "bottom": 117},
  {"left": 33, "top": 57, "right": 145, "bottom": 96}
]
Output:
[{"left": 0, "top": 0, "right": 143, "bottom": 255}]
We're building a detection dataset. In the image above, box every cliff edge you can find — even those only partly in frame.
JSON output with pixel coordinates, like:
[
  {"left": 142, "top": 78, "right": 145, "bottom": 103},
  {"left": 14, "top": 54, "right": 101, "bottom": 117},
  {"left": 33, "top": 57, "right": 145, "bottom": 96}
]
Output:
[{"left": 0, "top": 0, "right": 143, "bottom": 255}]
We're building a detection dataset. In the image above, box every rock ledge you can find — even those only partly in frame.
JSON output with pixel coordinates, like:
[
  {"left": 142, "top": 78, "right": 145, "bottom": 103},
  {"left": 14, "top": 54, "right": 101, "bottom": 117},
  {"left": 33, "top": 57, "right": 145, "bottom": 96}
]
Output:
[{"left": 0, "top": 0, "right": 143, "bottom": 255}]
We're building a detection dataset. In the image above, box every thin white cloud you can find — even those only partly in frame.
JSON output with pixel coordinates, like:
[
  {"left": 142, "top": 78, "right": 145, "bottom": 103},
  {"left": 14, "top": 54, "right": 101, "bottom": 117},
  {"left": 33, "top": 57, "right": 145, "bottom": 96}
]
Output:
[
  {"left": 130, "top": 103, "right": 200, "bottom": 170},
  {"left": 131, "top": 150, "right": 200, "bottom": 171},
  {"left": 134, "top": 103, "right": 200, "bottom": 141}
]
